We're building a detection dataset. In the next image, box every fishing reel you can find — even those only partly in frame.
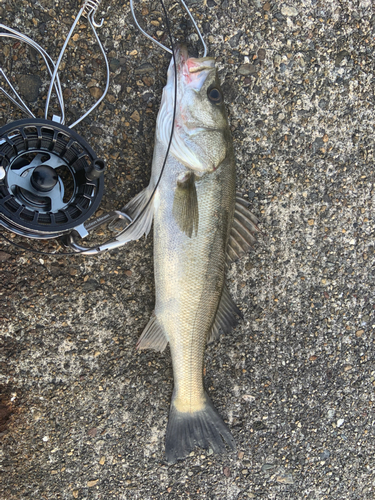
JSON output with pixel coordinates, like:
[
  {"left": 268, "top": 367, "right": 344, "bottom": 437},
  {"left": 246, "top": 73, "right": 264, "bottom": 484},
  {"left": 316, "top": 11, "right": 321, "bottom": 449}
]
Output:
[
  {"left": 0, "top": 118, "right": 105, "bottom": 239},
  {"left": 0, "top": 1, "right": 132, "bottom": 253},
  {"left": 0, "top": 115, "right": 132, "bottom": 253}
]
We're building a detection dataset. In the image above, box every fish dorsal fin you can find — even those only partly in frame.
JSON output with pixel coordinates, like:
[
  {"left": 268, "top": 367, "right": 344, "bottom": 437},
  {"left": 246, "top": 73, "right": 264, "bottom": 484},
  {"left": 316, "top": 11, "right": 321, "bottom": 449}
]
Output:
[
  {"left": 115, "top": 185, "right": 155, "bottom": 243},
  {"left": 137, "top": 312, "right": 168, "bottom": 352},
  {"left": 227, "top": 194, "right": 259, "bottom": 262},
  {"left": 172, "top": 171, "right": 199, "bottom": 238},
  {"left": 207, "top": 285, "right": 243, "bottom": 344}
]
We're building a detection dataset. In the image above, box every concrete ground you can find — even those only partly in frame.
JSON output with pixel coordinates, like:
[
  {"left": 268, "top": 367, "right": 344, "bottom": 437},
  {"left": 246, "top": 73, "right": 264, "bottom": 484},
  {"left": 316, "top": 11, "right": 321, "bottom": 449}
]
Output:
[{"left": 0, "top": 0, "right": 374, "bottom": 498}]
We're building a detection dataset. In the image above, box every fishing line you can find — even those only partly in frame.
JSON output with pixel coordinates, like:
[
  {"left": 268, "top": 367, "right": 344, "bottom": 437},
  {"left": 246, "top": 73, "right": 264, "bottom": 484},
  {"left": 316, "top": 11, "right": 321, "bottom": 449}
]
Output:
[
  {"left": 0, "top": 0, "right": 178, "bottom": 257},
  {"left": 0, "top": 232, "right": 66, "bottom": 256},
  {"left": 121, "top": 0, "right": 178, "bottom": 228}
]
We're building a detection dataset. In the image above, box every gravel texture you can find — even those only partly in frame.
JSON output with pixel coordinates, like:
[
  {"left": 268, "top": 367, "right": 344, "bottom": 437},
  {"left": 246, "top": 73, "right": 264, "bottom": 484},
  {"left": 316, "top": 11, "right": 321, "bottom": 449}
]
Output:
[{"left": 1, "top": 0, "right": 374, "bottom": 499}]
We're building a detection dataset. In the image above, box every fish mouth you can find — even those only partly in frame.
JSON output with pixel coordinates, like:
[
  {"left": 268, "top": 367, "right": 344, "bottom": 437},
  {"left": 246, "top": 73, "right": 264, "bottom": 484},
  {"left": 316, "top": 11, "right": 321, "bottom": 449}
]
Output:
[
  {"left": 170, "top": 44, "right": 216, "bottom": 89},
  {"left": 157, "top": 44, "right": 223, "bottom": 173}
]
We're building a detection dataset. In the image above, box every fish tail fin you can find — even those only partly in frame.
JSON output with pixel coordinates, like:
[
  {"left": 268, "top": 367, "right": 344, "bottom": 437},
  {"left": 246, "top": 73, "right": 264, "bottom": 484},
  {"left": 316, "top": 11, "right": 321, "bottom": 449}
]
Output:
[{"left": 165, "top": 392, "right": 235, "bottom": 463}]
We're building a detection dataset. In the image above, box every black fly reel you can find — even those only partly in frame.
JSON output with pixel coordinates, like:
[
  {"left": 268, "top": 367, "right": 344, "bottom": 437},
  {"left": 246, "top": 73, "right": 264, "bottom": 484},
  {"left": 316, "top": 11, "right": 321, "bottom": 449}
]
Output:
[{"left": 0, "top": 118, "right": 105, "bottom": 239}]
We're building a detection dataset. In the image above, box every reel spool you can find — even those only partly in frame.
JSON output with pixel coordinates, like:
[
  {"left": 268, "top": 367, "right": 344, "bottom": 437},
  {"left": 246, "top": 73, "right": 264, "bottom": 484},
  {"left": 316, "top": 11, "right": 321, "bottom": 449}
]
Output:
[{"left": 0, "top": 118, "right": 105, "bottom": 239}]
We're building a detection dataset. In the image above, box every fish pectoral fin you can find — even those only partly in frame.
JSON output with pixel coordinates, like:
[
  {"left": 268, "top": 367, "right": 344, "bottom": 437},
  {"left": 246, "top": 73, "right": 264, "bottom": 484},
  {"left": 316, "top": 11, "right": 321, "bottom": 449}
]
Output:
[
  {"left": 227, "top": 194, "right": 260, "bottom": 262},
  {"left": 172, "top": 172, "right": 199, "bottom": 238},
  {"left": 208, "top": 284, "right": 242, "bottom": 343},
  {"left": 114, "top": 185, "right": 155, "bottom": 243},
  {"left": 137, "top": 312, "right": 168, "bottom": 352}
]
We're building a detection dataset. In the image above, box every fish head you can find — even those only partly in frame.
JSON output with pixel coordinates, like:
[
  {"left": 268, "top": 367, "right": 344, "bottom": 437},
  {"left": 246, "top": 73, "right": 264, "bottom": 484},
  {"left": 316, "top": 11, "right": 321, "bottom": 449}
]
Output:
[{"left": 157, "top": 44, "right": 231, "bottom": 174}]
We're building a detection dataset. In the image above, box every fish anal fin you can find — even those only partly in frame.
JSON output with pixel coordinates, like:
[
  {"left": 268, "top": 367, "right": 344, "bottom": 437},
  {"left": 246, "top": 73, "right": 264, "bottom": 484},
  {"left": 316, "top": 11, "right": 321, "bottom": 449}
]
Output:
[
  {"left": 207, "top": 285, "right": 242, "bottom": 344},
  {"left": 227, "top": 194, "right": 259, "bottom": 262},
  {"left": 137, "top": 312, "right": 168, "bottom": 352},
  {"left": 172, "top": 171, "right": 199, "bottom": 238}
]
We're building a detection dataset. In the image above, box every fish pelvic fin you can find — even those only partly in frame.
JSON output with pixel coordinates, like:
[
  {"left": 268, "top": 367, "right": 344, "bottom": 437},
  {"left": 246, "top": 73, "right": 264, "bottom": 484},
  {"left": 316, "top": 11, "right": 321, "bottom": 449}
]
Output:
[
  {"left": 115, "top": 185, "right": 155, "bottom": 243},
  {"left": 172, "top": 171, "right": 199, "bottom": 238},
  {"left": 165, "top": 391, "right": 235, "bottom": 463},
  {"left": 227, "top": 194, "right": 260, "bottom": 262},
  {"left": 208, "top": 284, "right": 243, "bottom": 344},
  {"left": 137, "top": 312, "right": 168, "bottom": 352}
]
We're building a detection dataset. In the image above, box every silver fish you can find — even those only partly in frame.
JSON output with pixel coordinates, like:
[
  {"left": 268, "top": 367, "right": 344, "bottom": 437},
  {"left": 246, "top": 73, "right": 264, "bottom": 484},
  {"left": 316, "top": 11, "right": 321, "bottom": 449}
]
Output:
[{"left": 119, "top": 45, "right": 258, "bottom": 462}]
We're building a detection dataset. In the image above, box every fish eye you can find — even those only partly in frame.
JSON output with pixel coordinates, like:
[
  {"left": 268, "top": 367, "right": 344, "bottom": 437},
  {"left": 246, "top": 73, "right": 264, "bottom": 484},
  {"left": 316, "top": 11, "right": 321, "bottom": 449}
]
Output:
[{"left": 207, "top": 87, "right": 222, "bottom": 104}]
